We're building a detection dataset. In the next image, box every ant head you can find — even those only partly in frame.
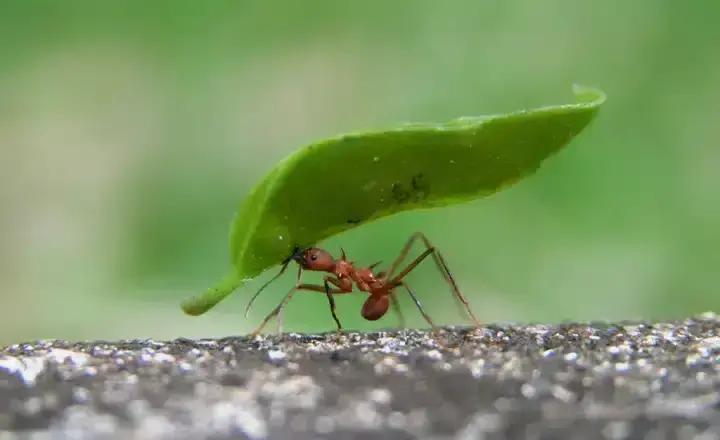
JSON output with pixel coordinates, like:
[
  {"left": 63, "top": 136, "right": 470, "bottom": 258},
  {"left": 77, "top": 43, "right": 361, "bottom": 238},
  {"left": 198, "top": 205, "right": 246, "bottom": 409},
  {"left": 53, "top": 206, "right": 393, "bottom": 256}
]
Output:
[{"left": 292, "top": 247, "right": 335, "bottom": 272}]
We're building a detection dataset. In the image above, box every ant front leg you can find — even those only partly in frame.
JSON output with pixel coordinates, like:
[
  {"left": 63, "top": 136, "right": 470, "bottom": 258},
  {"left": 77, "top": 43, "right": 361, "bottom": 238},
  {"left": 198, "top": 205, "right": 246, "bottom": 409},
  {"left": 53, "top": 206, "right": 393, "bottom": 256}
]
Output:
[
  {"left": 251, "top": 282, "right": 348, "bottom": 337},
  {"left": 385, "top": 232, "right": 480, "bottom": 327},
  {"left": 252, "top": 285, "right": 347, "bottom": 337},
  {"left": 251, "top": 265, "right": 303, "bottom": 337}
]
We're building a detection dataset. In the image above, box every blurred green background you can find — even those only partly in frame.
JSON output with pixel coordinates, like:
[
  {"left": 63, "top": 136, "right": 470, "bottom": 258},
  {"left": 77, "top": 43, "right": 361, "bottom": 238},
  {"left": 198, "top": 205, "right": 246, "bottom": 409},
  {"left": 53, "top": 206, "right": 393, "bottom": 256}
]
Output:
[{"left": 1, "top": 1, "right": 719, "bottom": 345}]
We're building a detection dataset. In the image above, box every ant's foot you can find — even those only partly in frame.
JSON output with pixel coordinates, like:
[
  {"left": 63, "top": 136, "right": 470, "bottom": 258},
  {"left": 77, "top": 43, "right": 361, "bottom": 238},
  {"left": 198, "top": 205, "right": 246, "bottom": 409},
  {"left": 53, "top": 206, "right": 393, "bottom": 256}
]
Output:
[
  {"left": 326, "top": 328, "right": 347, "bottom": 342},
  {"left": 249, "top": 323, "right": 269, "bottom": 339},
  {"left": 429, "top": 326, "right": 452, "bottom": 346}
]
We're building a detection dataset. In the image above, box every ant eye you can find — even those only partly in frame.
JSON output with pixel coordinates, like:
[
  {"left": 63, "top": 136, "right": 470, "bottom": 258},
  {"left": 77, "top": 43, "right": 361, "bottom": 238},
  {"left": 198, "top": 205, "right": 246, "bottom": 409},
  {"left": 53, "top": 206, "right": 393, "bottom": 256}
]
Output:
[{"left": 310, "top": 254, "right": 317, "bottom": 261}]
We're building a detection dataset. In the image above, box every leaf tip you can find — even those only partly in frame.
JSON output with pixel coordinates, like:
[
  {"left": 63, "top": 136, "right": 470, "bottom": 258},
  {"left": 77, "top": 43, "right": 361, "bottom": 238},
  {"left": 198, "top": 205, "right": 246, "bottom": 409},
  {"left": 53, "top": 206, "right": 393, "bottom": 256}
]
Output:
[
  {"left": 180, "top": 297, "right": 208, "bottom": 316},
  {"left": 571, "top": 84, "right": 607, "bottom": 105},
  {"left": 180, "top": 272, "right": 245, "bottom": 316}
]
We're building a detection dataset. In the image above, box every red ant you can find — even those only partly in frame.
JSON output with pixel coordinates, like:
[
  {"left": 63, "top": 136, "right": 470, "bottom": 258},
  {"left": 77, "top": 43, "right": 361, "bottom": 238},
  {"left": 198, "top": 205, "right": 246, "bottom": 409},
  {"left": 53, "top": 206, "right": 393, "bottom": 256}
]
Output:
[{"left": 245, "top": 232, "right": 480, "bottom": 336}]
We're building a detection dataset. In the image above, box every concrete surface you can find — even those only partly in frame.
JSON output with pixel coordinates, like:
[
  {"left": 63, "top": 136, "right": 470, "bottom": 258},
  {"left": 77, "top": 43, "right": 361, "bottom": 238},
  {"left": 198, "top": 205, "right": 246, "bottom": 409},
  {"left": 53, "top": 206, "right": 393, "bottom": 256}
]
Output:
[{"left": 2, "top": 314, "right": 720, "bottom": 439}]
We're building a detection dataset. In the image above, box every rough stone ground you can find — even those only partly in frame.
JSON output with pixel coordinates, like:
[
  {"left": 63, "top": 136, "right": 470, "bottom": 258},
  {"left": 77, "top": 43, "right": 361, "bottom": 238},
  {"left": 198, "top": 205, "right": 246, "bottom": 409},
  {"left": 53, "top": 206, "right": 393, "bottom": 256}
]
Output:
[{"left": 2, "top": 314, "right": 720, "bottom": 439}]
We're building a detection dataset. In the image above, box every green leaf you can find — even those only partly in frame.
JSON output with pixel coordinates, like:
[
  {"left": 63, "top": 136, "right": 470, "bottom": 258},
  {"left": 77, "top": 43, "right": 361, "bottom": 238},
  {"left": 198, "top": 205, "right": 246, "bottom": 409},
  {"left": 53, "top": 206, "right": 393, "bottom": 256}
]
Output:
[{"left": 182, "top": 85, "right": 606, "bottom": 315}]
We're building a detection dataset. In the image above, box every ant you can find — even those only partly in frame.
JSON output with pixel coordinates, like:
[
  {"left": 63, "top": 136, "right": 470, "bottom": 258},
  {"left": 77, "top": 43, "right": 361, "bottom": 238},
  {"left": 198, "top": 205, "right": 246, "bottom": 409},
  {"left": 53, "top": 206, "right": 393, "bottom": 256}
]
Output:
[{"left": 245, "top": 232, "right": 480, "bottom": 336}]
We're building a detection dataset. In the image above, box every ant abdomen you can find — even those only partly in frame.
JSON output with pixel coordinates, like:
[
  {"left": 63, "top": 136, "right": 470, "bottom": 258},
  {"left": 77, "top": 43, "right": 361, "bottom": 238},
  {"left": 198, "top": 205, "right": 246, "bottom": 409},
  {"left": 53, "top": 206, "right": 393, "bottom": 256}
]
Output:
[{"left": 361, "top": 295, "right": 389, "bottom": 320}]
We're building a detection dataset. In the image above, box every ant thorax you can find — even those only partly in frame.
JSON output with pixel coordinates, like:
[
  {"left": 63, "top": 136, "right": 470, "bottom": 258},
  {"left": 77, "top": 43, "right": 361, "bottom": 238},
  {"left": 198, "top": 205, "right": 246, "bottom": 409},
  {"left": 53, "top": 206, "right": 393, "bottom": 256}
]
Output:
[
  {"left": 334, "top": 259, "right": 354, "bottom": 278},
  {"left": 354, "top": 267, "right": 378, "bottom": 283}
]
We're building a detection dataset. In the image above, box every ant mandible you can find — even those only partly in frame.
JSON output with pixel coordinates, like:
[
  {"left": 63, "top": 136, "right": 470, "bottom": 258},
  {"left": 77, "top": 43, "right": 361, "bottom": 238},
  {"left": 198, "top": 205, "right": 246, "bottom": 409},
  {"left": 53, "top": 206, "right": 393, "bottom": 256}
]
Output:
[{"left": 245, "top": 232, "right": 480, "bottom": 336}]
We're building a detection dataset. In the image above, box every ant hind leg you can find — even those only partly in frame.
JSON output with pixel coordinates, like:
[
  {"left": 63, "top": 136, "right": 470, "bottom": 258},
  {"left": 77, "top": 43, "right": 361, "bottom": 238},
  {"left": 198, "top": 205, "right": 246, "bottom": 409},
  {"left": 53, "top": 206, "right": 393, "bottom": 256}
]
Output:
[
  {"left": 400, "top": 281, "right": 437, "bottom": 331},
  {"left": 388, "top": 232, "right": 480, "bottom": 327}
]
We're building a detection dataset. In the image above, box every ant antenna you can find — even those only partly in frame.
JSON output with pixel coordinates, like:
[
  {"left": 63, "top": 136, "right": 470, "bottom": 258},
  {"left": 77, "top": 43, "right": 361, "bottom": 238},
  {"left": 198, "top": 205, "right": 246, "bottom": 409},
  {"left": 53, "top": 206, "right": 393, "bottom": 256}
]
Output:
[
  {"left": 368, "top": 261, "right": 382, "bottom": 270},
  {"left": 244, "top": 248, "right": 299, "bottom": 318}
]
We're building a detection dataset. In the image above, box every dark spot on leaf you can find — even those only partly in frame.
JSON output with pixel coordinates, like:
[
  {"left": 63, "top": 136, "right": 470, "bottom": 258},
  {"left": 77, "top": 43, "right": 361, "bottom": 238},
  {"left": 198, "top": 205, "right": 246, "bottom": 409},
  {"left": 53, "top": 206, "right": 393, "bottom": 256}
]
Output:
[
  {"left": 410, "top": 173, "right": 430, "bottom": 201},
  {"left": 392, "top": 173, "right": 430, "bottom": 204},
  {"left": 392, "top": 182, "right": 411, "bottom": 203}
]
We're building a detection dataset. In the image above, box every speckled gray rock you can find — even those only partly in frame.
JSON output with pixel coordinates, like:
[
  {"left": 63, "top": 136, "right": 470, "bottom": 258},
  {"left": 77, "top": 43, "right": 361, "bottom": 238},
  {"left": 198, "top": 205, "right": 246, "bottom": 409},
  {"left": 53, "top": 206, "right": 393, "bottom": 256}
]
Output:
[{"left": 2, "top": 314, "right": 720, "bottom": 440}]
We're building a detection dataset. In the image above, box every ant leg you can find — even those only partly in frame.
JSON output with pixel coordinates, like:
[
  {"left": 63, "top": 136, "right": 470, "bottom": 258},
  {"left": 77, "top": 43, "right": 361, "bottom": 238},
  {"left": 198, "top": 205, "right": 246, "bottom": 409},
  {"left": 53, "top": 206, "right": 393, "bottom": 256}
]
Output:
[
  {"left": 389, "top": 294, "right": 406, "bottom": 328},
  {"left": 417, "top": 234, "right": 480, "bottom": 326},
  {"left": 389, "top": 247, "right": 434, "bottom": 282},
  {"left": 384, "top": 232, "right": 425, "bottom": 281},
  {"left": 324, "top": 275, "right": 354, "bottom": 331},
  {"left": 388, "top": 232, "right": 480, "bottom": 326},
  {"left": 245, "top": 257, "right": 294, "bottom": 318},
  {"left": 400, "top": 281, "right": 437, "bottom": 331},
  {"left": 251, "top": 281, "right": 348, "bottom": 337},
  {"left": 251, "top": 286, "right": 296, "bottom": 337},
  {"left": 251, "top": 265, "right": 302, "bottom": 337},
  {"left": 323, "top": 279, "right": 343, "bottom": 331}
]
